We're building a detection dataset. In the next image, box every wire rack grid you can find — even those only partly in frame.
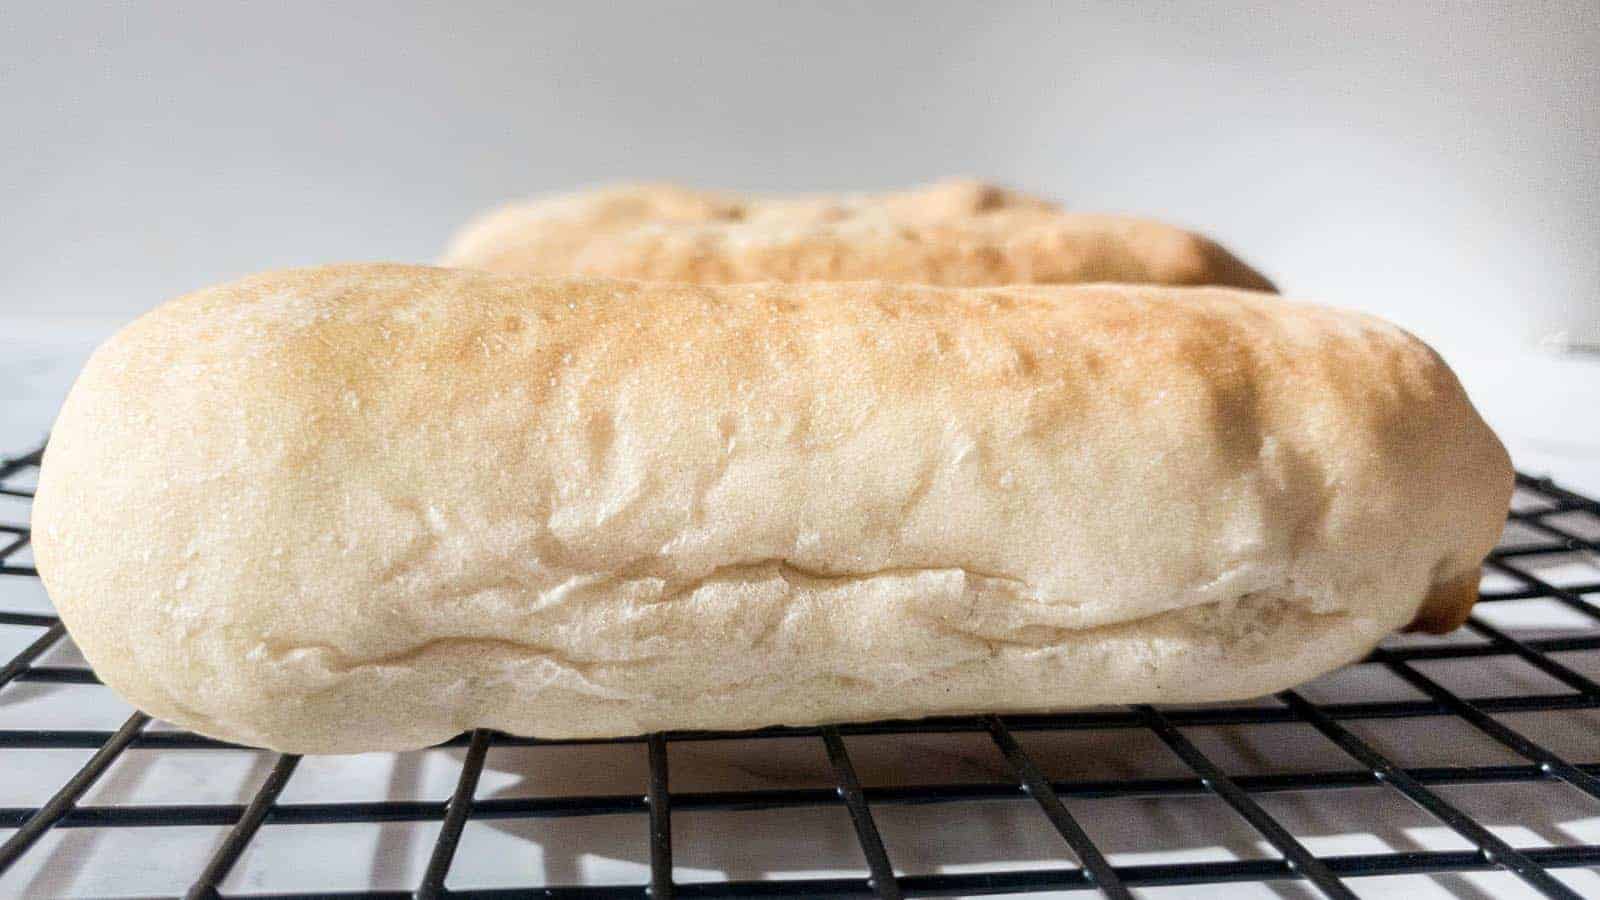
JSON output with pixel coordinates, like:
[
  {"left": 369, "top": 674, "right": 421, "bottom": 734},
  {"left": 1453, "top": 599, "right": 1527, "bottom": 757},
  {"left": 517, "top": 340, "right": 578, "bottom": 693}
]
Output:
[{"left": 1, "top": 440, "right": 1599, "bottom": 898}]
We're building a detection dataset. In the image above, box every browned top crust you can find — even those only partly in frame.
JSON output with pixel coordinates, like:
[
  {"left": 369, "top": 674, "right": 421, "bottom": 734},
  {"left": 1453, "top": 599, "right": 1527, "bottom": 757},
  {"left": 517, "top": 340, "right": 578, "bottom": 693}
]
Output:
[{"left": 441, "top": 179, "right": 1276, "bottom": 291}]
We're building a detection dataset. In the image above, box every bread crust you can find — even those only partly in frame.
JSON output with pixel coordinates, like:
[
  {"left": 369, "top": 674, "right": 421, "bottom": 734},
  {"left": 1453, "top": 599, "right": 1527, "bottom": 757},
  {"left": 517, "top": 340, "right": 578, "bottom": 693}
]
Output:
[
  {"left": 32, "top": 264, "right": 1510, "bottom": 753},
  {"left": 441, "top": 180, "right": 1276, "bottom": 291},
  {"left": 1409, "top": 571, "right": 1482, "bottom": 634}
]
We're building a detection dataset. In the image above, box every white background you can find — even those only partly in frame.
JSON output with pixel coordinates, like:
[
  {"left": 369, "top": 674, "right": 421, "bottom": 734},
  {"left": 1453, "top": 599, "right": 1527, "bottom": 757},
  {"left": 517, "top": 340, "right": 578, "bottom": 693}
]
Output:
[{"left": 2, "top": 2, "right": 1597, "bottom": 346}]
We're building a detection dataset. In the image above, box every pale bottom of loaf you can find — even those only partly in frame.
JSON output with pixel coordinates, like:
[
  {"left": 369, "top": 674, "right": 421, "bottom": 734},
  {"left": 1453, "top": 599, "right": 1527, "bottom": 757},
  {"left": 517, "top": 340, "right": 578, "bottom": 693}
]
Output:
[{"left": 139, "top": 590, "right": 1401, "bottom": 754}]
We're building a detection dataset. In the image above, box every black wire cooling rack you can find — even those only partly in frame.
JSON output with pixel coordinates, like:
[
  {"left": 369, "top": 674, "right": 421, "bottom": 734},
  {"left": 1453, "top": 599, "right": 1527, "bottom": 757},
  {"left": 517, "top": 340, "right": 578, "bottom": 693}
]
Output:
[{"left": 2, "top": 439, "right": 1599, "bottom": 899}]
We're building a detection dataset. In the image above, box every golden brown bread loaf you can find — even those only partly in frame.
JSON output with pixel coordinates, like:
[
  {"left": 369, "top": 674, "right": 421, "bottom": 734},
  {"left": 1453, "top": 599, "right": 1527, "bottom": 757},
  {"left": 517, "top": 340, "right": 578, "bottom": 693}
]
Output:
[
  {"left": 32, "top": 264, "right": 1509, "bottom": 753},
  {"left": 440, "top": 179, "right": 1276, "bottom": 290}
]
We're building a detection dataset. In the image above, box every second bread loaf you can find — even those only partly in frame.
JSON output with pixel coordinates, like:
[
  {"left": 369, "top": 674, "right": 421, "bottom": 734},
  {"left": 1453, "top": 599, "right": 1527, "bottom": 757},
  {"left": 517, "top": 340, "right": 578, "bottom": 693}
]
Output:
[{"left": 441, "top": 179, "right": 1276, "bottom": 290}]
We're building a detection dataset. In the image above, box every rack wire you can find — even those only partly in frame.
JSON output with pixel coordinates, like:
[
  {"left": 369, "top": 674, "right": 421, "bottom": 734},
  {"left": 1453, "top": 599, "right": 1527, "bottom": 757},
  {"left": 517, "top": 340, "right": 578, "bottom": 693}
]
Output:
[{"left": 1, "top": 439, "right": 1598, "bottom": 898}]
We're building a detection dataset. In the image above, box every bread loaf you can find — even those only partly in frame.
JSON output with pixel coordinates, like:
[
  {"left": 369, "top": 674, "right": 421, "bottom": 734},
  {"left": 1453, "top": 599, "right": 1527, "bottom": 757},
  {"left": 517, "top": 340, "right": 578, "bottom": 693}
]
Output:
[
  {"left": 32, "top": 264, "right": 1509, "bottom": 753},
  {"left": 441, "top": 179, "right": 1276, "bottom": 290}
]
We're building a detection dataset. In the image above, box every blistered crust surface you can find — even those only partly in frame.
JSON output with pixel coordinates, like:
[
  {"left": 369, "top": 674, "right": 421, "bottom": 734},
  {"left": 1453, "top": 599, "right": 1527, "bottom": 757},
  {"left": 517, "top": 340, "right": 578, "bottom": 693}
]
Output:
[
  {"left": 32, "top": 265, "right": 1510, "bottom": 752},
  {"left": 440, "top": 180, "right": 1276, "bottom": 291}
]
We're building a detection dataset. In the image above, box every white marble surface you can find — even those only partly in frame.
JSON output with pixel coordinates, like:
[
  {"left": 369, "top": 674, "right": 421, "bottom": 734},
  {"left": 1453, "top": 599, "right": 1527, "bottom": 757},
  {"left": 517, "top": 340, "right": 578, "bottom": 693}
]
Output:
[{"left": 2, "top": 323, "right": 1599, "bottom": 898}]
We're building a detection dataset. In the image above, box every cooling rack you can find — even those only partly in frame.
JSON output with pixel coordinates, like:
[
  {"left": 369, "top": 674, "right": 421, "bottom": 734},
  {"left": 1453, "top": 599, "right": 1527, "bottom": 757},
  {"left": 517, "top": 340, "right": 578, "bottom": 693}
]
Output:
[{"left": 1, "top": 440, "right": 1599, "bottom": 899}]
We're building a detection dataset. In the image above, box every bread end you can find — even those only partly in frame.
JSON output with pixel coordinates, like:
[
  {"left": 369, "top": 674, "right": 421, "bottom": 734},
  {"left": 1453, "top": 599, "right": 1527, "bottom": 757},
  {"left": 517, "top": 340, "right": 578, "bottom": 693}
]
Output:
[{"left": 1406, "top": 570, "right": 1481, "bottom": 634}]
